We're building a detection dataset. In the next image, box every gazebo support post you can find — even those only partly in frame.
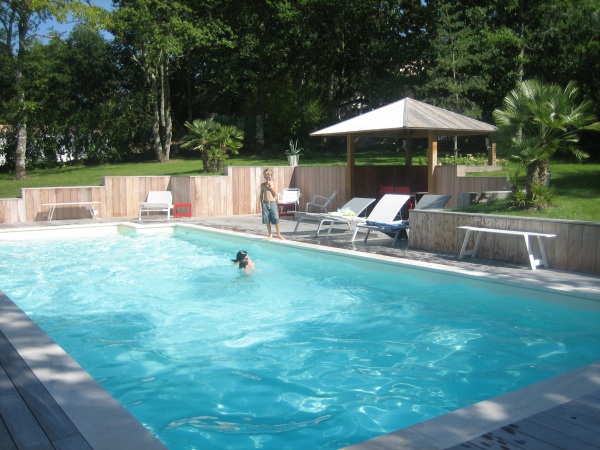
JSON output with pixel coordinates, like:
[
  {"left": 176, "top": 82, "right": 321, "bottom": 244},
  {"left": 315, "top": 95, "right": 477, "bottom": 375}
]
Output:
[
  {"left": 404, "top": 133, "right": 413, "bottom": 166},
  {"left": 346, "top": 133, "right": 355, "bottom": 199},
  {"left": 427, "top": 130, "right": 438, "bottom": 193},
  {"left": 487, "top": 135, "right": 496, "bottom": 165}
]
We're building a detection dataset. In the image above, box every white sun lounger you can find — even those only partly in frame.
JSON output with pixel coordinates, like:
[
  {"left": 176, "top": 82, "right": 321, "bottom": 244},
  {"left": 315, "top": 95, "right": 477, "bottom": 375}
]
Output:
[
  {"left": 139, "top": 191, "right": 174, "bottom": 220},
  {"left": 294, "top": 197, "right": 375, "bottom": 236},
  {"left": 351, "top": 194, "right": 411, "bottom": 247}
]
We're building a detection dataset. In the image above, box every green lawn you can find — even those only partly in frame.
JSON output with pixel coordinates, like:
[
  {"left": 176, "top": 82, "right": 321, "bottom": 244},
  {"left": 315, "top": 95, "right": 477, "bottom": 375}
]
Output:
[
  {"left": 458, "top": 161, "right": 600, "bottom": 222},
  {"left": 1, "top": 153, "right": 599, "bottom": 222}
]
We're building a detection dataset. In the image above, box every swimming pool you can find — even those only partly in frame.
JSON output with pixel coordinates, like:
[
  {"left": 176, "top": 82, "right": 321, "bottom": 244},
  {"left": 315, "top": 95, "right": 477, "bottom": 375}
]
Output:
[{"left": 1, "top": 223, "right": 600, "bottom": 449}]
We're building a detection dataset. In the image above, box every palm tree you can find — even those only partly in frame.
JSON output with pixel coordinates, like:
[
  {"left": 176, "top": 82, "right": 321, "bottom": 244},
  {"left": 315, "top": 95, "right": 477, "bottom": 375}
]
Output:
[
  {"left": 213, "top": 125, "right": 244, "bottom": 172},
  {"left": 493, "top": 80, "right": 600, "bottom": 206},
  {"left": 182, "top": 119, "right": 244, "bottom": 172},
  {"left": 182, "top": 119, "right": 220, "bottom": 172}
]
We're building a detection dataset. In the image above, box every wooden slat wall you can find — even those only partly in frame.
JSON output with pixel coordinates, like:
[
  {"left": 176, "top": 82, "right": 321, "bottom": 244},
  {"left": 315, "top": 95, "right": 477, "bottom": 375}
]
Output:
[
  {"left": 0, "top": 198, "right": 25, "bottom": 223},
  {"left": 290, "top": 166, "right": 347, "bottom": 212},
  {"left": 409, "top": 210, "right": 600, "bottom": 275},
  {"left": 433, "top": 165, "right": 511, "bottom": 208},
  {"left": 5, "top": 165, "right": 506, "bottom": 222},
  {"left": 20, "top": 186, "right": 106, "bottom": 221},
  {"left": 104, "top": 176, "right": 171, "bottom": 218}
]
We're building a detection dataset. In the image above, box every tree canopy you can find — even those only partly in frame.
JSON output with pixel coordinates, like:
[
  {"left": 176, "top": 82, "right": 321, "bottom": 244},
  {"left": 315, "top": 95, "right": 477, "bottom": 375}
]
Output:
[{"left": 1, "top": 0, "right": 599, "bottom": 172}]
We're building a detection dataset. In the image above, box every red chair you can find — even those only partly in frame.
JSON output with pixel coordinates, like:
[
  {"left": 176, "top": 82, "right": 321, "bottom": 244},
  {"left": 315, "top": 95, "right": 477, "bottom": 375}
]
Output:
[
  {"left": 379, "top": 185, "right": 394, "bottom": 198},
  {"left": 393, "top": 186, "right": 411, "bottom": 194}
]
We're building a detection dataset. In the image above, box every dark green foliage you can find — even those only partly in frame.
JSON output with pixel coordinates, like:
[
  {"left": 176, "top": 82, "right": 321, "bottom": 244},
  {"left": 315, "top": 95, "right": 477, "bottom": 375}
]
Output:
[{"left": 1, "top": 0, "right": 600, "bottom": 173}]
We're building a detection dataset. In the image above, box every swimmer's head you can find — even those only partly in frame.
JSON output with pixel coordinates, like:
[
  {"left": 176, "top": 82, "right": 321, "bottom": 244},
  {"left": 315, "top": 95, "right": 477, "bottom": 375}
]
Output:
[{"left": 231, "top": 250, "right": 248, "bottom": 264}]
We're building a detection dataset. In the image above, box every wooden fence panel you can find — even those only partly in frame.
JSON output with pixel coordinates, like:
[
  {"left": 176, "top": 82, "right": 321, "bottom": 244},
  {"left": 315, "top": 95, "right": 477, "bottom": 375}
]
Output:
[
  {"left": 0, "top": 198, "right": 25, "bottom": 222},
  {"left": 566, "top": 223, "right": 584, "bottom": 273},
  {"left": 551, "top": 222, "right": 570, "bottom": 271},
  {"left": 578, "top": 222, "right": 597, "bottom": 274},
  {"left": 230, "top": 168, "right": 245, "bottom": 215}
]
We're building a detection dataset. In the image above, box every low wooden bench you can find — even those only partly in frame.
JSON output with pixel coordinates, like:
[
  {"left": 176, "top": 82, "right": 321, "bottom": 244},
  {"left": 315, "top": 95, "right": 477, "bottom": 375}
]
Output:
[
  {"left": 458, "top": 226, "right": 556, "bottom": 270},
  {"left": 42, "top": 202, "right": 100, "bottom": 221}
]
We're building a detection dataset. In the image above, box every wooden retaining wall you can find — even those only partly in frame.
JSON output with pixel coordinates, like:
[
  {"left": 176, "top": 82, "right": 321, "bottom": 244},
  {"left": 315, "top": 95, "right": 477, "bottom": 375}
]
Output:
[
  {"left": 0, "top": 166, "right": 348, "bottom": 223},
  {"left": 434, "top": 165, "right": 510, "bottom": 208},
  {"left": 0, "top": 164, "right": 505, "bottom": 222},
  {"left": 0, "top": 197, "right": 25, "bottom": 223},
  {"left": 409, "top": 210, "right": 600, "bottom": 275},
  {"left": 20, "top": 186, "right": 107, "bottom": 221}
]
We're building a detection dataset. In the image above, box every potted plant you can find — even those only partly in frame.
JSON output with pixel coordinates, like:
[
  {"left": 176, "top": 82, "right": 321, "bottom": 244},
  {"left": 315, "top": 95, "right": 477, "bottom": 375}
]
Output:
[{"left": 286, "top": 140, "right": 303, "bottom": 166}]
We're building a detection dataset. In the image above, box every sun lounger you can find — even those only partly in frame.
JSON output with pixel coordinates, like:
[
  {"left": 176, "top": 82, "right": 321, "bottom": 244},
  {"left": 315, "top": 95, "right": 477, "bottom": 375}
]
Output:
[
  {"left": 351, "top": 194, "right": 411, "bottom": 246},
  {"left": 294, "top": 197, "right": 376, "bottom": 236},
  {"left": 414, "top": 194, "right": 452, "bottom": 210},
  {"left": 139, "top": 191, "right": 174, "bottom": 220}
]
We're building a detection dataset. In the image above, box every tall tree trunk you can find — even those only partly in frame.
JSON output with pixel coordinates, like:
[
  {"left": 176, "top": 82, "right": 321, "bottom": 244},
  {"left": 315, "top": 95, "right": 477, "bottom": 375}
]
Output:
[
  {"left": 150, "top": 73, "right": 163, "bottom": 162},
  {"left": 186, "top": 60, "right": 193, "bottom": 122},
  {"left": 255, "top": 81, "right": 265, "bottom": 153},
  {"left": 15, "top": 121, "right": 27, "bottom": 180},
  {"left": 517, "top": 0, "right": 525, "bottom": 83},
  {"left": 14, "top": 13, "right": 29, "bottom": 180},
  {"left": 160, "top": 57, "right": 171, "bottom": 161}
]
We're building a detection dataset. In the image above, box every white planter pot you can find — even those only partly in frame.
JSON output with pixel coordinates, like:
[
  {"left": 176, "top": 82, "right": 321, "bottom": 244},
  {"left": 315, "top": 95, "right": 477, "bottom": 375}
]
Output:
[{"left": 287, "top": 155, "right": 299, "bottom": 166}]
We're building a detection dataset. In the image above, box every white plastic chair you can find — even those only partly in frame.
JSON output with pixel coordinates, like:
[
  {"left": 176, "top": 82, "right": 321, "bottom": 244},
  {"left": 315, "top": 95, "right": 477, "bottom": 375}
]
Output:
[
  {"left": 277, "top": 188, "right": 301, "bottom": 213},
  {"left": 139, "top": 191, "right": 174, "bottom": 220}
]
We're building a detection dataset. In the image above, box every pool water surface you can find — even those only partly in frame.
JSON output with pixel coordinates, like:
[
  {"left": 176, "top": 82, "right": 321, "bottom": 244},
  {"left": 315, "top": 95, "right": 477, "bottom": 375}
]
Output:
[{"left": 1, "top": 225, "right": 599, "bottom": 449}]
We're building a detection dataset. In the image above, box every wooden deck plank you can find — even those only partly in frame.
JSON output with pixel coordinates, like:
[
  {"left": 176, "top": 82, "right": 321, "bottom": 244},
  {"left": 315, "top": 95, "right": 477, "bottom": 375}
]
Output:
[
  {"left": 527, "top": 409, "right": 600, "bottom": 448},
  {"left": 456, "top": 424, "right": 564, "bottom": 450},
  {"left": 0, "top": 415, "right": 18, "bottom": 450},
  {"left": 0, "top": 339, "right": 54, "bottom": 449},
  {"left": 544, "top": 400, "right": 600, "bottom": 430},
  {"left": 518, "top": 417, "right": 599, "bottom": 450},
  {"left": 446, "top": 392, "right": 600, "bottom": 450},
  {"left": 0, "top": 330, "right": 92, "bottom": 450}
]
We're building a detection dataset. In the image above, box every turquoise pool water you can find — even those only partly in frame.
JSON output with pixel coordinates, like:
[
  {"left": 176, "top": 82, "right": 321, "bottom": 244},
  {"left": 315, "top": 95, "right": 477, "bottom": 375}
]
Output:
[{"left": 1, "top": 225, "right": 600, "bottom": 449}]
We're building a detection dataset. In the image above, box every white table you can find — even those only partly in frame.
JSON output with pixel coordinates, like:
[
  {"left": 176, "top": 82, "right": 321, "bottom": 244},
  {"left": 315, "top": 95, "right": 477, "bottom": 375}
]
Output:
[
  {"left": 458, "top": 226, "right": 556, "bottom": 270},
  {"left": 43, "top": 202, "right": 100, "bottom": 221}
]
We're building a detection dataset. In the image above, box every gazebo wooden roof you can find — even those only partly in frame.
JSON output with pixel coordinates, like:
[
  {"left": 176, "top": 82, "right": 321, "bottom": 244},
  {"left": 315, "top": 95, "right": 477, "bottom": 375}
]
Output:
[{"left": 310, "top": 97, "right": 498, "bottom": 195}]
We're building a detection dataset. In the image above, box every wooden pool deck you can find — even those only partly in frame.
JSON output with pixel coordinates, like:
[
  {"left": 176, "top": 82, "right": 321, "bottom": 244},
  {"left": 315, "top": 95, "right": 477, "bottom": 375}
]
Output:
[
  {"left": 1, "top": 216, "right": 600, "bottom": 449},
  {"left": 0, "top": 327, "right": 92, "bottom": 450},
  {"left": 449, "top": 389, "right": 600, "bottom": 450}
]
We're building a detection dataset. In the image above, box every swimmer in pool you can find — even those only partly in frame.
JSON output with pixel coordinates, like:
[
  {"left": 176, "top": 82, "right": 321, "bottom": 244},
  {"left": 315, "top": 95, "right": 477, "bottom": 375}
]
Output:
[{"left": 231, "top": 250, "right": 255, "bottom": 270}]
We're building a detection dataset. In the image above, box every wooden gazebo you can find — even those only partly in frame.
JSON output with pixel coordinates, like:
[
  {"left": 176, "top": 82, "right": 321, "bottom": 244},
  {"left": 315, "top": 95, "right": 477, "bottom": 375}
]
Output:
[{"left": 310, "top": 97, "right": 498, "bottom": 197}]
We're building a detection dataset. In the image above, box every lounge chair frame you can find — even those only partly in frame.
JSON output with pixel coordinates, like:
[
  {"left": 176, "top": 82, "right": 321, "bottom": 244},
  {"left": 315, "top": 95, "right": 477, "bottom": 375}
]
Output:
[
  {"left": 294, "top": 197, "right": 375, "bottom": 236},
  {"left": 305, "top": 191, "right": 337, "bottom": 213}
]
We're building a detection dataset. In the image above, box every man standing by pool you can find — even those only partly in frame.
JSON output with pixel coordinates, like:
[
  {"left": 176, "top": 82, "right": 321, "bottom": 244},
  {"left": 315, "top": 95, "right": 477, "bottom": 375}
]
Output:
[{"left": 260, "top": 168, "right": 285, "bottom": 240}]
